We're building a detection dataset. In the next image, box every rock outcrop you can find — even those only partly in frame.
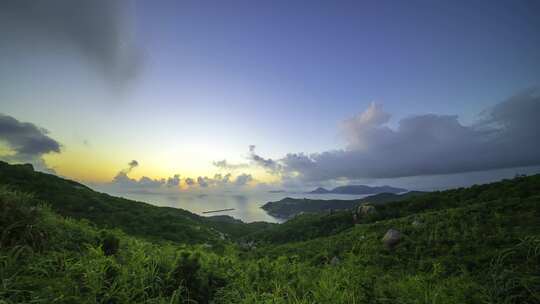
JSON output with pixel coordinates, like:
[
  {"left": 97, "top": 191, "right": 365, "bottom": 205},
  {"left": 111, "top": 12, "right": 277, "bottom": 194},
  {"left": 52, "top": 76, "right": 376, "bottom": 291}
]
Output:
[
  {"left": 357, "top": 203, "right": 377, "bottom": 216},
  {"left": 382, "top": 229, "right": 402, "bottom": 249},
  {"left": 353, "top": 203, "right": 377, "bottom": 223}
]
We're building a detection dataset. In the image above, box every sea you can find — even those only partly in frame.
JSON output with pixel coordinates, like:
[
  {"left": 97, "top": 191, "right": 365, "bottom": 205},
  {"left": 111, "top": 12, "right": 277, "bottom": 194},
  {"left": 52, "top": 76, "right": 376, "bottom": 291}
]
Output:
[{"left": 105, "top": 190, "right": 371, "bottom": 223}]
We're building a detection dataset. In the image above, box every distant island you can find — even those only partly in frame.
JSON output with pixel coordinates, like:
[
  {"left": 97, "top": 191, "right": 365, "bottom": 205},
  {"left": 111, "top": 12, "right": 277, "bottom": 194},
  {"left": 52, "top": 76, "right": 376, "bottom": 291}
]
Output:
[
  {"left": 308, "top": 185, "right": 407, "bottom": 195},
  {"left": 262, "top": 191, "right": 425, "bottom": 219}
]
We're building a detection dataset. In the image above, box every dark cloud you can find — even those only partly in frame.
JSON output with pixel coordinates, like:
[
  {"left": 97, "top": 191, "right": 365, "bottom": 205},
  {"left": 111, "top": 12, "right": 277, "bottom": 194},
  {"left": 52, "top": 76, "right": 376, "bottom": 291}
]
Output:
[
  {"left": 197, "top": 176, "right": 210, "bottom": 188},
  {"left": 215, "top": 173, "right": 232, "bottom": 184},
  {"left": 166, "top": 174, "right": 180, "bottom": 187},
  {"left": 112, "top": 172, "right": 165, "bottom": 189},
  {"left": 126, "top": 160, "right": 139, "bottom": 172},
  {"left": 0, "top": 113, "right": 60, "bottom": 172},
  {"left": 110, "top": 170, "right": 254, "bottom": 190},
  {"left": 0, "top": 113, "right": 60, "bottom": 157},
  {"left": 114, "top": 159, "right": 139, "bottom": 178},
  {"left": 212, "top": 159, "right": 249, "bottom": 170},
  {"left": 235, "top": 173, "right": 253, "bottom": 186},
  {"left": 253, "top": 89, "right": 540, "bottom": 182},
  {"left": 248, "top": 145, "right": 281, "bottom": 173},
  {"left": 184, "top": 177, "right": 195, "bottom": 186},
  {"left": 151, "top": 172, "right": 253, "bottom": 189},
  {"left": 193, "top": 173, "right": 234, "bottom": 188},
  {"left": 213, "top": 146, "right": 279, "bottom": 172},
  {"left": 0, "top": 0, "right": 140, "bottom": 86},
  {"left": 110, "top": 161, "right": 181, "bottom": 190}
]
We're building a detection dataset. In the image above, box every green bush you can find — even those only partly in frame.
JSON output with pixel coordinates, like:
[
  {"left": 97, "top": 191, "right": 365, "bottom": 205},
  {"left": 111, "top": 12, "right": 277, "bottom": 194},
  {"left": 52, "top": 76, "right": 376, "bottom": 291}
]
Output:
[{"left": 101, "top": 232, "right": 120, "bottom": 256}]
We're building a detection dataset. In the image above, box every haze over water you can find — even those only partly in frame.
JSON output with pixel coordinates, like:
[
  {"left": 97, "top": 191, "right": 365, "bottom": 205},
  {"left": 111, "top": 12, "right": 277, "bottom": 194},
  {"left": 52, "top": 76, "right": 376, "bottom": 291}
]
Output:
[{"left": 106, "top": 190, "right": 372, "bottom": 223}]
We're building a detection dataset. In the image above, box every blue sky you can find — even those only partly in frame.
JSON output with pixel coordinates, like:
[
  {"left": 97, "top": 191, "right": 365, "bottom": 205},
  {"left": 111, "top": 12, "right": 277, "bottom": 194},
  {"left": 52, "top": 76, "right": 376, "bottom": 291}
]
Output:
[
  {"left": 132, "top": 0, "right": 540, "bottom": 151},
  {"left": 0, "top": 0, "right": 539, "bottom": 191}
]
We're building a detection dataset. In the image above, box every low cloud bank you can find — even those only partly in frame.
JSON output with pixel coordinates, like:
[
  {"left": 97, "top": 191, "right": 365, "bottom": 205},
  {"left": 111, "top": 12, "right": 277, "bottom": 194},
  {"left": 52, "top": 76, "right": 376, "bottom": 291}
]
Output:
[
  {"left": 249, "top": 88, "right": 540, "bottom": 183},
  {"left": 106, "top": 160, "right": 254, "bottom": 193}
]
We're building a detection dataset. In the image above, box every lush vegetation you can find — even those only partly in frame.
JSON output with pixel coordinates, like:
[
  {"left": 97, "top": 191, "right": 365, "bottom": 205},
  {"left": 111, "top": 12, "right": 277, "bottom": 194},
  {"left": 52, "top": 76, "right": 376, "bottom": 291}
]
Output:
[
  {"left": 261, "top": 191, "right": 425, "bottom": 219},
  {"left": 0, "top": 161, "right": 271, "bottom": 244},
  {"left": 1, "top": 161, "right": 539, "bottom": 303}
]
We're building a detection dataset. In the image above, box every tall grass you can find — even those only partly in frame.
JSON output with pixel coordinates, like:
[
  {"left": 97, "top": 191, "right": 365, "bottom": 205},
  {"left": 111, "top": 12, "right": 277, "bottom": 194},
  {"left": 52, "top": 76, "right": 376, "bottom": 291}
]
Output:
[{"left": 1, "top": 175, "right": 539, "bottom": 303}]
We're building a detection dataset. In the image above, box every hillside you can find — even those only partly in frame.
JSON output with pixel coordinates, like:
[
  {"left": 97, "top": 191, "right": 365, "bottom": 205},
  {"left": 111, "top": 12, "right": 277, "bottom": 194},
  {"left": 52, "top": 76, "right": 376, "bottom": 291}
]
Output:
[
  {"left": 0, "top": 163, "right": 539, "bottom": 303},
  {"left": 0, "top": 161, "right": 272, "bottom": 244},
  {"left": 261, "top": 191, "right": 425, "bottom": 219}
]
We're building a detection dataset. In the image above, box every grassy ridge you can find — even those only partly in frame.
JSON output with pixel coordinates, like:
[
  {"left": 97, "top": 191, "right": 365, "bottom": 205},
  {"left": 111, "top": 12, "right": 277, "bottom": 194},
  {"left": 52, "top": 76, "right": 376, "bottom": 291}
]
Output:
[
  {"left": 0, "top": 187, "right": 230, "bottom": 303},
  {"left": 248, "top": 175, "right": 540, "bottom": 244},
  {"left": 0, "top": 161, "right": 539, "bottom": 303},
  {"left": 0, "top": 161, "right": 270, "bottom": 244}
]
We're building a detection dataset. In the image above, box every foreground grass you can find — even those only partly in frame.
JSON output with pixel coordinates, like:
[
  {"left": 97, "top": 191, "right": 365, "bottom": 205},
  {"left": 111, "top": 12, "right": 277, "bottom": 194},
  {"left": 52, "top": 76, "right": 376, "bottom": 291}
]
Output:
[{"left": 1, "top": 174, "right": 539, "bottom": 303}]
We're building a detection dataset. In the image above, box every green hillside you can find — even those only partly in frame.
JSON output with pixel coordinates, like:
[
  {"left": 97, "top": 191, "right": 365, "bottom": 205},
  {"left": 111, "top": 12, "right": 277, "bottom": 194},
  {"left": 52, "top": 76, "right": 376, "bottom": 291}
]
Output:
[
  {"left": 0, "top": 161, "right": 539, "bottom": 303},
  {"left": 260, "top": 191, "right": 426, "bottom": 219},
  {"left": 0, "top": 161, "right": 271, "bottom": 244}
]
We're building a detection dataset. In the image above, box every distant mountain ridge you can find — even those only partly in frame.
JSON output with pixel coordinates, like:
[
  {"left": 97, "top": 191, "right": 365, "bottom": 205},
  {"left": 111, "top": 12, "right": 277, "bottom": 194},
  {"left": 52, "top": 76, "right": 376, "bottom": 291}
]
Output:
[{"left": 308, "top": 184, "right": 407, "bottom": 195}]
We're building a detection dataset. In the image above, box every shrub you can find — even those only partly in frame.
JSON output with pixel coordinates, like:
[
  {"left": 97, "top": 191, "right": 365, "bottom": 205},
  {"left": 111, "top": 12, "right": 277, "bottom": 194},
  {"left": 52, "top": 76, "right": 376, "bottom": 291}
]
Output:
[
  {"left": 101, "top": 232, "right": 120, "bottom": 256},
  {"left": 0, "top": 187, "right": 51, "bottom": 251}
]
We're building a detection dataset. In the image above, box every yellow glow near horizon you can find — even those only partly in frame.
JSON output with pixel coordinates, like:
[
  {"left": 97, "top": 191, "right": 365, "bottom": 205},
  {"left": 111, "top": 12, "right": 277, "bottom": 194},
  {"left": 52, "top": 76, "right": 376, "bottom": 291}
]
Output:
[
  {"left": 42, "top": 147, "right": 277, "bottom": 187},
  {"left": 43, "top": 150, "right": 122, "bottom": 183}
]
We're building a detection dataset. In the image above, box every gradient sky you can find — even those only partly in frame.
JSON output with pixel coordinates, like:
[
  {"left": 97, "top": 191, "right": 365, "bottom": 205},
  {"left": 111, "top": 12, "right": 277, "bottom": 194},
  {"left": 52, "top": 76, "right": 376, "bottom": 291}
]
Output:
[{"left": 1, "top": 0, "right": 540, "bottom": 191}]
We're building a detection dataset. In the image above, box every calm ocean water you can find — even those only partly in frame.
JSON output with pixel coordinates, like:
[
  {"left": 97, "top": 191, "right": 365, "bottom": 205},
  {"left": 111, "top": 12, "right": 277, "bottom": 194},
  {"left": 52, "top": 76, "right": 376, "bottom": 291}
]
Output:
[{"left": 106, "top": 190, "right": 371, "bottom": 223}]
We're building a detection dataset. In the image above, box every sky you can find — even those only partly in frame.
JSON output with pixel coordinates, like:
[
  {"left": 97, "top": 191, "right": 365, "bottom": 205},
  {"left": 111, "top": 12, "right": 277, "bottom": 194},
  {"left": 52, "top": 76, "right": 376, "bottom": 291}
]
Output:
[{"left": 1, "top": 0, "right": 540, "bottom": 194}]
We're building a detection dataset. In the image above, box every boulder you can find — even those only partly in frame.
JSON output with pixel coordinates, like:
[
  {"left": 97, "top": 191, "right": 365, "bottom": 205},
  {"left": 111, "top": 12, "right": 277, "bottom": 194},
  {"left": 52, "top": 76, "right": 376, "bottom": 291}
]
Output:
[
  {"left": 357, "top": 203, "right": 377, "bottom": 217},
  {"left": 382, "top": 229, "right": 402, "bottom": 249}
]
